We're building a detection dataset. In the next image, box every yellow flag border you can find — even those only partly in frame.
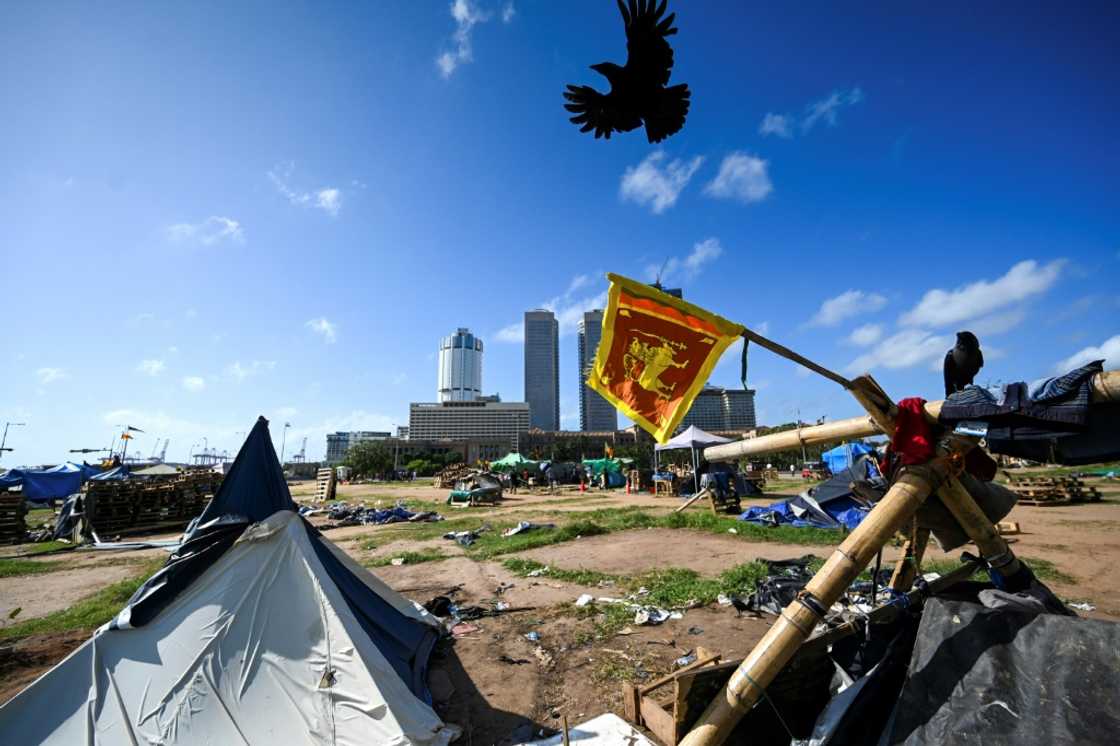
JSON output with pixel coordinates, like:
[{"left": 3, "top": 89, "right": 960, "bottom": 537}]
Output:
[{"left": 586, "top": 273, "right": 745, "bottom": 443}]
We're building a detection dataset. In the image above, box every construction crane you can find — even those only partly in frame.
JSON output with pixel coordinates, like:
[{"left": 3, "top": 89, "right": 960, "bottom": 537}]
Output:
[
  {"left": 292, "top": 436, "right": 308, "bottom": 463},
  {"left": 158, "top": 438, "right": 169, "bottom": 462}
]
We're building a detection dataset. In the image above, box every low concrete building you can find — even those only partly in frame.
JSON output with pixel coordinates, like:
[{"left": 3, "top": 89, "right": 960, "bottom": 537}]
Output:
[{"left": 408, "top": 400, "right": 530, "bottom": 451}]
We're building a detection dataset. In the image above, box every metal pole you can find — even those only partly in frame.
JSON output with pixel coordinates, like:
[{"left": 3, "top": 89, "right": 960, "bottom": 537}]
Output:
[
  {"left": 280, "top": 424, "right": 290, "bottom": 464},
  {"left": 0, "top": 422, "right": 26, "bottom": 461}
]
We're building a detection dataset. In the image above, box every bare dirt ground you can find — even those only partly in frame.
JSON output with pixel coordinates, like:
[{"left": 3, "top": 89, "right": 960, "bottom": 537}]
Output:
[{"left": 0, "top": 473, "right": 1117, "bottom": 741}]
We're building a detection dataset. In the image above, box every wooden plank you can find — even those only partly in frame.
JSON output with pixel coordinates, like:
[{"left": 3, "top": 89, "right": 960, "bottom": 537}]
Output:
[{"left": 640, "top": 697, "right": 678, "bottom": 746}]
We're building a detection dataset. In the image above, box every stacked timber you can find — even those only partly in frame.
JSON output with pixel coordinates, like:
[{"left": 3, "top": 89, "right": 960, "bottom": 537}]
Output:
[
  {"left": 433, "top": 463, "right": 470, "bottom": 489},
  {"left": 1005, "top": 474, "right": 1102, "bottom": 506},
  {"left": 85, "top": 471, "right": 222, "bottom": 536},
  {"left": 315, "top": 467, "right": 337, "bottom": 502},
  {"left": 0, "top": 492, "right": 26, "bottom": 544}
]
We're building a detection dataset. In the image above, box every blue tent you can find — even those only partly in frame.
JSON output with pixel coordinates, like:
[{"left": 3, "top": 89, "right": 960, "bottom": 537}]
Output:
[
  {"left": 0, "top": 462, "right": 102, "bottom": 502},
  {"left": 740, "top": 456, "right": 883, "bottom": 531},
  {"left": 822, "top": 442, "right": 875, "bottom": 474}
]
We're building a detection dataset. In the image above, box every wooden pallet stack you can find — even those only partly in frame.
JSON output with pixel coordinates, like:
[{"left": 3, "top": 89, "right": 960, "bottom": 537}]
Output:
[
  {"left": 0, "top": 492, "right": 26, "bottom": 544},
  {"left": 86, "top": 471, "right": 223, "bottom": 536},
  {"left": 433, "top": 463, "right": 470, "bottom": 489},
  {"left": 1006, "top": 474, "right": 1102, "bottom": 506},
  {"left": 315, "top": 467, "right": 337, "bottom": 502}
]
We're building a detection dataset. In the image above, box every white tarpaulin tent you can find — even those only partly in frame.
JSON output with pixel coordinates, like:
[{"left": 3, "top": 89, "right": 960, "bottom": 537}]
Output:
[
  {"left": 0, "top": 417, "right": 457, "bottom": 746},
  {"left": 654, "top": 426, "right": 732, "bottom": 494}
]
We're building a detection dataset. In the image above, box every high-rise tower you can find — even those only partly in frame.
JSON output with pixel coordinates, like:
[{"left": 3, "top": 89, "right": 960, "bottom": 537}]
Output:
[
  {"left": 578, "top": 310, "right": 617, "bottom": 431},
  {"left": 523, "top": 310, "right": 559, "bottom": 431},
  {"left": 437, "top": 328, "right": 483, "bottom": 402}
]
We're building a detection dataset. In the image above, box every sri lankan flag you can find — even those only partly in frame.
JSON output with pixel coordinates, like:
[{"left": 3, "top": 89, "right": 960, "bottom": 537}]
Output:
[{"left": 587, "top": 274, "right": 744, "bottom": 443}]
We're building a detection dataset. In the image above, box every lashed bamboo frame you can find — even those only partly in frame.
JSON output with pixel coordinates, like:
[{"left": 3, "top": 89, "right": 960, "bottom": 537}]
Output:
[{"left": 677, "top": 360, "right": 1119, "bottom": 746}]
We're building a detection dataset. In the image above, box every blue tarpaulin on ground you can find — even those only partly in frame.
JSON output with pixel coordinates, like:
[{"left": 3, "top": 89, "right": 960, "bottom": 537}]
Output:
[
  {"left": 0, "top": 462, "right": 103, "bottom": 502},
  {"left": 740, "top": 457, "right": 883, "bottom": 531},
  {"left": 822, "top": 442, "right": 875, "bottom": 474}
]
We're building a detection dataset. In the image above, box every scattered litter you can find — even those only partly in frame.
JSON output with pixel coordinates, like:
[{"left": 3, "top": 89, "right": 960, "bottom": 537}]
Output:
[
  {"left": 499, "top": 654, "right": 530, "bottom": 665},
  {"left": 495, "top": 582, "right": 515, "bottom": 595},
  {"left": 633, "top": 607, "right": 681, "bottom": 625},
  {"left": 443, "top": 526, "right": 488, "bottom": 547},
  {"left": 328, "top": 502, "right": 443, "bottom": 527},
  {"left": 502, "top": 521, "right": 556, "bottom": 538},
  {"left": 636, "top": 586, "right": 650, "bottom": 596},
  {"left": 674, "top": 653, "right": 697, "bottom": 668},
  {"left": 532, "top": 646, "right": 554, "bottom": 667},
  {"left": 495, "top": 601, "right": 511, "bottom": 612},
  {"left": 451, "top": 622, "right": 480, "bottom": 638},
  {"left": 727, "top": 528, "right": 738, "bottom": 534},
  {"left": 575, "top": 594, "right": 594, "bottom": 607},
  {"left": 617, "top": 626, "right": 635, "bottom": 636},
  {"left": 390, "top": 557, "right": 405, "bottom": 566},
  {"left": 423, "top": 595, "right": 454, "bottom": 617},
  {"left": 1069, "top": 601, "right": 1096, "bottom": 612},
  {"left": 688, "top": 626, "right": 704, "bottom": 635},
  {"left": 717, "top": 594, "right": 733, "bottom": 606},
  {"left": 524, "top": 631, "right": 542, "bottom": 642},
  {"left": 527, "top": 565, "right": 550, "bottom": 577}
]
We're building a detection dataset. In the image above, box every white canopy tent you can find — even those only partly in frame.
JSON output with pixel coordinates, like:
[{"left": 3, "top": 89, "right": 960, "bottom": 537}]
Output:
[{"left": 654, "top": 426, "right": 732, "bottom": 494}]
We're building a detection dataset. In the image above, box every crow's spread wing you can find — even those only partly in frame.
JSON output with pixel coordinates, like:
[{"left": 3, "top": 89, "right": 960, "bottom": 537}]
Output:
[
  {"left": 564, "top": 84, "right": 640, "bottom": 139},
  {"left": 618, "top": 0, "right": 677, "bottom": 86}
]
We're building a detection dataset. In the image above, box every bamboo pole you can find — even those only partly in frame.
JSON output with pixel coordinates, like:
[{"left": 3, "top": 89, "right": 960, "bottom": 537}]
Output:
[
  {"left": 704, "top": 370, "right": 1120, "bottom": 463},
  {"left": 678, "top": 469, "right": 939, "bottom": 746},
  {"left": 889, "top": 524, "right": 930, "bottom": 591}
]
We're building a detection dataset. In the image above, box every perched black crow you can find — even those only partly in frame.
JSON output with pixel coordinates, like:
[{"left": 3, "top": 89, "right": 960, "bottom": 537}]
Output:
[
  {"left": 944, "top": 331, "right": 984, "bottom": 396},
  {"left": 563, "top": 0, "right": 691, "bottom": 143}
]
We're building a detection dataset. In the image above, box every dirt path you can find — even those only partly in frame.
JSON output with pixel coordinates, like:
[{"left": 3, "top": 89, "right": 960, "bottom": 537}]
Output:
[{"left": 0, "top": 564, "right": 139, "bottom": 628}]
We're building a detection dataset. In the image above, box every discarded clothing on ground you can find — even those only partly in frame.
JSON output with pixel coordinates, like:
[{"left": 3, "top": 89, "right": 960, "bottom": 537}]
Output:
[
  {"left": 443, "top": 526, "right": 489, "bottom": 546},
  {"left": 502, "top": 521, "right": 555, "bottom": 537},
  {"left": 939, "top": 360, "right": 1120, "bottom": 465},
  {"left": 326, "top": 502, "right": 442, "bottom": 526},
  {"left": 744, "top": 556, "right": 817, "bottom": 616},
  {"left": 739, "top": 458, "right": 883, "bottom": 530}
]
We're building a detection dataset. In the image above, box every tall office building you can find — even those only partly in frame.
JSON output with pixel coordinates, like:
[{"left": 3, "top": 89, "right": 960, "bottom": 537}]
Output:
[
  {"left": 678, "top": 386, "right": 757, "bottom": 432},
  {"left": 578, "top": 310, "right": 617, "bottom": 431},
  {"left": 524, "top": 309, "right": 559, "bottom": 431},
  {"left": 437, "top": 328, "right": 483, "bottom": 402}
]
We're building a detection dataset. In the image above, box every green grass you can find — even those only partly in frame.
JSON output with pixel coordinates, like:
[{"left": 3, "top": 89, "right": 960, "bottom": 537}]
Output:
[
  {"left": 501, "top": 558, "right": 615, "bottom": 586},
  {"left": 461, "top": 507, "right": 842, "bottom": 560},
  {"left": 364, "top": 549, "right": 447, "bottom": 568},
  {"left": 1019, "top": 556, "right": 1075, "bottom": 584},
  {"left": 13, "top": 540, "right": 75, "bottom": 556},
  {"left": 0, "top": 559, "right": 163, "bottom": 641},
  {"left": 0, "top": 558, "right": 67, "bottom": 577}
]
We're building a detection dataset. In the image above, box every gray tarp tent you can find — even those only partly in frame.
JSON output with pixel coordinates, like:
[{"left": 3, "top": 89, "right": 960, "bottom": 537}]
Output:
[
  {"left": 0, "top": 417, "right": 456, "bottom": 745},
  {"left": 655, "top": 426, "right": 732, "bottom": 494}
]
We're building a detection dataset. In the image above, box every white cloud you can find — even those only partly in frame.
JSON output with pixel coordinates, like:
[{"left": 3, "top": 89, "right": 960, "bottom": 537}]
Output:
[
  {"left": 227, "top": 360, "right": 277, "bottom": 381},
  {"left": 166, "top": 216, "right": 243, "bottom": 246},
  {"left": 899, "top": 260, "right": 1064, "bottom": 328},
  {"left": 181, "top": 376, "right": 206, "bottom": 392},
  {"left": 846, "top": 329, "right": 953, "bottom": 374},
  {"left": 494, "top": 322, "right": 524, "bottom": 343},
  {"left": 807, "top": 290, "right": 888, "bottom": 327},
  {"left": 1054, "top": 334, "right": 1120, "bottom": 374},
  {"left": 846, "top": 323, "right": 884, "bottom": 347},
  {"left": 759, "top": 113, "right": 793, "bottom": 138},
  {"left": 36, "top": 367, "right": 66, "bottom": 384},
  {"left": 703, "top": 152, "right": 773, "bottom": 204},
  {"left": 437, "top": 0, "right": 490, "bottom": 78},
  {"left": 755, "top": 321, "right": 771, "bottom": 336},
  {"left": 620, "top": 151, "right": 704, "bottom": 214},
  {"left": 137, "top": 359, "right": 166, "bottom": 376},
  {"left": 315, "top": 188, "right": 341, "bottom": 217},
  {"left": 968, "top": 309, "right": 1027, "bottom": 336},
  {"left": 305, "top": 317, "right": 338, "bottom": 343},
  {"left": 268, "top": 163, "right": 342, "bottom": 217},
  {"left": 647, "top": 237, "right": 725, "bottom": 287},
  {"left": 501, "top": 1, "right": 515, "bottom": 23},
  {"left": 802, "top": 87, "right": 865, "bottom": 133}
]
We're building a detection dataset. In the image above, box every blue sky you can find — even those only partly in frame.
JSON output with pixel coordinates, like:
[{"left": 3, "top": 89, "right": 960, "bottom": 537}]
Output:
[{"left": 2, "top": 1, "right": 1117, "bottom": 465}]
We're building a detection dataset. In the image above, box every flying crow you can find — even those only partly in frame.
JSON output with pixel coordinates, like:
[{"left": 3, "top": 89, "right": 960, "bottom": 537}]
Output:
[
  {"left": 563, "top": 0, "right": 691, "bottom": 143},
  {"left": 944, "top": 331, "right": 984, "bottom": 396}
]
